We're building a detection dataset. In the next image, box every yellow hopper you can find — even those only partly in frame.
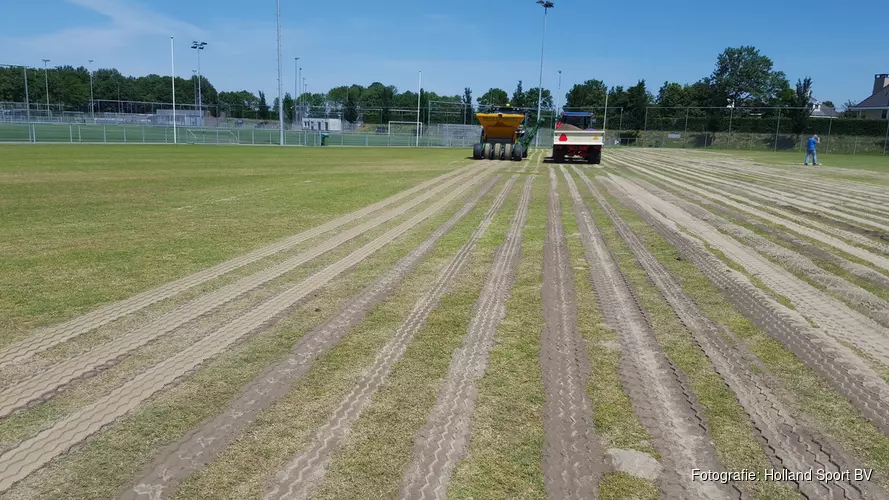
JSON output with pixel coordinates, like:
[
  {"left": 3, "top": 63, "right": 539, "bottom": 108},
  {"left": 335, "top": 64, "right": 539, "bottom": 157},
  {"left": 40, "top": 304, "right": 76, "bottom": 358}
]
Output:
[{"left": 472, "top": 107, "right": 529, "bottom": 161}]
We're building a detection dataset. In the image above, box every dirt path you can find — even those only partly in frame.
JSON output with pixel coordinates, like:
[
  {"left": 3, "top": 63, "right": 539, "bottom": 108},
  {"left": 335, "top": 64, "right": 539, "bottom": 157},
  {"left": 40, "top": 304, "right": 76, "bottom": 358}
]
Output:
[
  {"left": 0, "top": 165, "right": 476, "bottom": 369},
  {"left": 540, "top": 168, "right": 603, "bottom": 499},
  {"left": 261, "top": 176, "right": 530, "bottom": 500},
  {"left": 0, "top": 168, "right": 485, "bottom": 419},
  {"left": 396, "top": 177, "right": 533, "bottom": 500},
  {"left": 0, "top": 168, "right": 492, "bottom": 495},
  {"left": 117, "top": 172, "right": 506, "bottom": 500},
  {"left": 576, "top": 167, "right": 871, "bottom": 500},
  {"left": 560, "top": 167, "right": 737, "bottom": 500},
  {"left": 606, "top": 174, "right": 889, "bottom": 437}
]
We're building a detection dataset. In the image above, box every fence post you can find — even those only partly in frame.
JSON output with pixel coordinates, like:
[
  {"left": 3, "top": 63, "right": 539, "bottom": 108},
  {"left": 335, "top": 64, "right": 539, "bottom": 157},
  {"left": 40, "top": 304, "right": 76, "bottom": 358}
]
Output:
[
  {"left": 165, "top": 128, "right": 168, "bottom": 143},
  {"left": 103, "top": 124, "right": 107, "bottom": 143},
  {"left": 237, "top": 130, "right": 240, "bottom": 144},
  {"left": 216, "top": 129, "right": 219, "bottom": 145},
  {"left": 142, "top": 126, "right": 145, "bottom": 143},
  {"left": 365, "top": 135, "right": 368, "bottom": 147},
  {"left": 883, "top": 119, "right": 889, "bottom": 156},
  {"left": 252, "top": 129, "right": 255, "bottom": 145},
  {"left": 78, "top": 125, "right": 82, "bottom": 143},
  {"left": 683, "top": 107, "right": 689, "bottom": 147},
  {"left": 619, "top": 109, "right": 623, "bottom": 144},
  {"left": 826, "top": 118, "right": 832, "bottom": 153},
  {"left": 728, "top": 106, "right": 733, "bottom": 139},
  {"left": 69, "top": 125, "right": 73, "bottom": 143},
  {"left": 774, "top": 108, "right": 781, "bottom": 152},
  {"left": 123, "top": 126, "right": 127, "bottom": 143}
]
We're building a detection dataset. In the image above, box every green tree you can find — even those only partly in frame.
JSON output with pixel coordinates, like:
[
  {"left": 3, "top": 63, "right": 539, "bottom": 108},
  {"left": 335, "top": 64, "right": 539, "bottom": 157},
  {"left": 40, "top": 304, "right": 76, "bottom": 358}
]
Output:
[
  {"left": 477, "top": 88, "right": 508, "bottom": 107},
  {"left": 785, "top": 77, "right": 814, "bottom": 133},
  {"left": 624, "top": 79, "right": 652, "bottom": 130},
  {"left": 258, "top": 90, "right": 269, "bottom": 119},
  {"left": 344, "top": 87, "right": 359, "bottom": 123},
  {"left": 710, "top": 46, "right": 788, "bottom": 106},
  {"left": 283, "top": 92, "right": 295, "bottom": 125},
  {"left": 565, "top": 80, "right": 607, "bottom": 109},
  {"left": 822, "top": 100, "right": 835, "bottom": 108},
  {"left": 510, "top": 80, "right": 525, "bottom": 107},
  {"left": 462, "top": 87, "right": 473, "bottom": 123}
]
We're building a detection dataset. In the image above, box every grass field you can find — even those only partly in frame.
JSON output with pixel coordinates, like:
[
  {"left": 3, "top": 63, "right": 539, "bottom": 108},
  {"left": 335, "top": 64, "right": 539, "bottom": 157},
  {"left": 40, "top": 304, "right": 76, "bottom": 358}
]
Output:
[{"left": 3, "top": 145, "right": 889, "bottom": 499}]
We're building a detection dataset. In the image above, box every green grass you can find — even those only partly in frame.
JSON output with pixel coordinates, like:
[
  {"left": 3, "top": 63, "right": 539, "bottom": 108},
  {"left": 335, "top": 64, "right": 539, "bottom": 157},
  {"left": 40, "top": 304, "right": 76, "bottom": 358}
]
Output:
[
  {"left": 726, "top": 149, "right": 889, "bottom": 173},
  {"left": 448, "top": 176, "right": 547, "bottom": 500},
  {"left": 0, "top": 145, "right": 465, "bottom": 339}
]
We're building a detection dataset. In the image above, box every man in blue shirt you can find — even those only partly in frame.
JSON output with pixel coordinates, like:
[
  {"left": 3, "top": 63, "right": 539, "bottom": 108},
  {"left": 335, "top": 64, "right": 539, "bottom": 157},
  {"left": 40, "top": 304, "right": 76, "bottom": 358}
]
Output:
[{"left": 804, "top": 134, "right": 820, "bottom": 166}]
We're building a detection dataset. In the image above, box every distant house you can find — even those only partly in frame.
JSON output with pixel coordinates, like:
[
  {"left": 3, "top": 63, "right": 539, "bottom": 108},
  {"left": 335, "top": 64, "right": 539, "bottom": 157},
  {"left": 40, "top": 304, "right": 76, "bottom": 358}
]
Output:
[
  {"left": 849, "top": 74, "right": 889, "bottom": 119},
  {"left": 809, "top": 98, "right": 840, "bottom": 119}
]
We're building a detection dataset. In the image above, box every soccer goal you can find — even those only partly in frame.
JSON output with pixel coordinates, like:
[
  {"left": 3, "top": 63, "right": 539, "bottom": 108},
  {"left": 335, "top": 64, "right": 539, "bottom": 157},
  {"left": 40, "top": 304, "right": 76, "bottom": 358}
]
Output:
[{"left": 387, "top": 121, "right": 423, "bottom": 146}]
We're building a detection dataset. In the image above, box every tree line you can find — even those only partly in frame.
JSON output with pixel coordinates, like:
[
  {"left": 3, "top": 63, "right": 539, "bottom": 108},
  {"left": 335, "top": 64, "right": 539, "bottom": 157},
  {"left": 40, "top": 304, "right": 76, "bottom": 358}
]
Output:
[{"left": 0, "top": 46, "right": 872, "bottom": 134}]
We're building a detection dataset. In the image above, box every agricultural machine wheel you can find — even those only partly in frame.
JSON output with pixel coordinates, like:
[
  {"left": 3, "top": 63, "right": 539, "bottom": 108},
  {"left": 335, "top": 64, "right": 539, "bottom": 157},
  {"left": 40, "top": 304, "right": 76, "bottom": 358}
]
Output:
[
  {"left": 493, "top": 143, "right": 503, "bottom": 160},
  {"left": 472, "top": 143, "right": 484, "bottom": 159},
  {"left": 522, "top": 147, "right": 529, "bottom": 158},
  {"left": 512, "top": 144, "right": 524, "bottom": 161},
  {"left": 484, "top": 143, "right": 493, "bottom": 160},
  {"left": 504, "top": 143, "right": 513, "bottom": 160},
  {"left": 553, "top": 149, "right": 566, "bottom": 164},
  {"left": 588, "top": 149, "right": 602, "bottom": 165}
]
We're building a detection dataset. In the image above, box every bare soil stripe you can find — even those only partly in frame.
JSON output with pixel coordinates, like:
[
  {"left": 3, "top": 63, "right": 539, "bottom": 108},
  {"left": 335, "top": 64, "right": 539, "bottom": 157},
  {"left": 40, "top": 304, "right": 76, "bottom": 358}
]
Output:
[
  {"left": 117, "top": 173, "right": 504, "bottom": 500},
  {"left": 0, "top": 168, "right": 493, "bottom": 494},
  {"left": 637, "top": 150, "right": 889, "bottom": 220},
  {"left": 606, "top": 174, "right": 889, "bottom": 437},
  {"left": 0, "top": 168, "right": 483, "bottom": 418},
  {"left": 628, "top": 154, "right": 889, "bottom": 256},
  {"left": 0, "top": 165, "right": 476, "bottom": 368},
  {"left": 612, "top": 167, "right": 889, "bottom": 371},
  {"left": 638, "top": 156, "right": 889, "bottom": 235},
  {"left": 396, "top": 177, "right": 533, "bottom": 500},
  {"left": 575, "top": 167, "right": 871, "bottom": 500},
  {"left": 262, "top": 175, "right": 525, "bottom": 500},
  {"left": 561, "top": 167, "right": 738, "bottom": 500},
  {"left": 630, "top": 176, "right": 889, "bottom": 328},
  {"left": 541, "top": 168, "right": 603, "bottom": 499},
  {"left": 614, "top": 156, "right": 889, "bottom": 270}
]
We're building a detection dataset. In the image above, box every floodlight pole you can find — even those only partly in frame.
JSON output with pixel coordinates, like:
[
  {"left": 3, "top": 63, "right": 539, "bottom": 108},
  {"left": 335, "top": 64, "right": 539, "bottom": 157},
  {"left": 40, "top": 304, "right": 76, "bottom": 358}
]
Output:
[
  {"left": 88, "top": 59, "right": 95, "bottom": 120},
  {"left": 42, "top": 59, "right": 50, "bottom": 112},
  {"left": 535, "top": 0, "right": 553, "bottom": 147},
  {"left": 191, "top": 41, "right": 207, "bottom": 120},
  {"left": 171, "top": 36, "right": 177, "bottom": 144},
  {"left": 298, "top": 57, "right": 299, "bottom": 129},
  {"left": 555, "top": 69, "right": 561, "bottom": 127},
  {"left": 275, "top": 0, "right": 284, "bottom": 145},
  {"left": 23, "top": 66, "right": 31, "bottom": 130},
  {"left": 416, "top": 70, "right": 422, "bottom": 147}
]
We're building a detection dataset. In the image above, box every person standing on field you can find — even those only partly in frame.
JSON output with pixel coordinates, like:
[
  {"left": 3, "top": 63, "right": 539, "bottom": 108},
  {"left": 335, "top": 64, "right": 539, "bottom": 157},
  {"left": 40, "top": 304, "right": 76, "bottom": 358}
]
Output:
[{"left": 804, "top": 134, "right": 820, "bottom": 166}]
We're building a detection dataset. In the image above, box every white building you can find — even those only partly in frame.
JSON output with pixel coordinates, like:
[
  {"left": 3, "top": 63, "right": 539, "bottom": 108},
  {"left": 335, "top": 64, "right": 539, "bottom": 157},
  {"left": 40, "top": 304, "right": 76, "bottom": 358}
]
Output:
[{"left": 302, "top": 118, "right": 342, "bottom": 132}]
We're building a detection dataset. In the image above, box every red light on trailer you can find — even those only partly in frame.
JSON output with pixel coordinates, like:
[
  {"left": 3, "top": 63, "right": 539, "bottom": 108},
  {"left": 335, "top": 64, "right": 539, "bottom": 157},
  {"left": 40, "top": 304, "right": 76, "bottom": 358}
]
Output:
[{"left": 559, "top": 134, "right": 568, "bottom": 142}]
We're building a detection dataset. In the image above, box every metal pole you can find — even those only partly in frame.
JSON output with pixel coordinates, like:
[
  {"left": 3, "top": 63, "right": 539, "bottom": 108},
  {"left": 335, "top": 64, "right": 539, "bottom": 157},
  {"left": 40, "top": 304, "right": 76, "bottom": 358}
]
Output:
[
  {"left": 728, "top": 105, "right": 733, "bottom": 139},
  {"left": 774, "top": 107, "right": 781, "bottom": 152},
  {"left": 276, "top": 0, "right": 284, "bottom": 146},
  {"left": 644, "top": 107, "right": 648, "bottom": 132},
  {"left": 618, "top": 108, "right": 623, "bottom": 144},
  {"left": 42, "top": 59, "right": 50, "bottom": 111},
  {"left": 23, "top": 67, "right": 31, "bottom": 140},
  {"left": 298, "top": 57, "right": 299, "bottom": 129},
  {"left": 826, "top": 117, "right": 832, "bottom": 153},
  {"left": 416, "top": 70, "right": 422, "bottom": 147},
  {"left": 88, "top": 59, "right": 94, "bottom": 120},
  {"left": 684, "top": 107, "right": 689, "bottom": 143},
  {"left": 536, "top": 1, "right": 553, "bottom": 147},
  {"left": 171, "top": 36, "right": 177, "bottom": 144}
]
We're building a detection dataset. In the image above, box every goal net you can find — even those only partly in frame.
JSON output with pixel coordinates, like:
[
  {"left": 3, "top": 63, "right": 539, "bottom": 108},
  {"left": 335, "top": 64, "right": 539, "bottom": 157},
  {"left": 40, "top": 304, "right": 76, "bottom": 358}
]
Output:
[{"left": 387, "top": 121, "right": 423, "bottom": 146}]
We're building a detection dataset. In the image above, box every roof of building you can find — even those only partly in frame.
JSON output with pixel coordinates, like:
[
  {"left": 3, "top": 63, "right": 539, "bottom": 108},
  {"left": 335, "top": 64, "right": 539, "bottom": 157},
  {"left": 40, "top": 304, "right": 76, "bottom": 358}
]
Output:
[
  {"left": 812, "top": 105, "right": 840, "bottom": 118},
  {"left": 851, "top": 84, "right": 889, "bottom": 110}
]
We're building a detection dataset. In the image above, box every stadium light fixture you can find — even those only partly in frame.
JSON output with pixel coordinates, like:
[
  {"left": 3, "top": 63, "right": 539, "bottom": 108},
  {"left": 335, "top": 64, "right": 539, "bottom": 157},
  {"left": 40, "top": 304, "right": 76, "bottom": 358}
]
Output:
[
  {"left": 535, "top": 0, "right": 554, "bottom": 147},
  {"left": 190, "top": 41, "right": 207, "bottom": 113},
  {"left": 42, "top": 59, "right": 50, "bottom": 111}
]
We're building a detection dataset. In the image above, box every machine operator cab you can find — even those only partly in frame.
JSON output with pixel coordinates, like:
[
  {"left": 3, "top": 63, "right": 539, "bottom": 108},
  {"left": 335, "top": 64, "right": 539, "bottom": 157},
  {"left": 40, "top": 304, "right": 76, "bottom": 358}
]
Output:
[{"left": 556, "top": 111, "right": 598, "bottom": 131}]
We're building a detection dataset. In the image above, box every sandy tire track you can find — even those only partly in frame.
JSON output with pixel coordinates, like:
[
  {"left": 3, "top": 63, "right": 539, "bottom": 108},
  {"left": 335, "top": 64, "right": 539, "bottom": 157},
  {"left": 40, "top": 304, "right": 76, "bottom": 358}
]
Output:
[
  {"left": 608, "top": 170, "right": 889, "bottom": 372},
  {"left": 261, "top": 176, "right": 527, "bottom": 500},
  {"left": 0, "top": 168, "right": 483, "bottom": 418},
  {"left": 0, "top": 166, "right": 474, "bottom": 368},
  {"left": 396, "top": 176, "right": 533, "bottom": 500},
  {"left": 116, "top": 171, "right": 504, "bottom": 500},
  {"left": 0, "top": 167, "right": 494, "bottom": 495},
  {"left": 540, "top": 168, "right": 603, "bottom": 499},
  {"left": 575, "top": 167, "right": 873, "bottom": 500},
  {"left": 560, "top": 167, "right": 739, "bottom": 500},
  {"left": 605, "top": 174, "right": 889, "bottom": 438},
  {"left": 614, "top": 155, "right": 889, "bottom": 270}
]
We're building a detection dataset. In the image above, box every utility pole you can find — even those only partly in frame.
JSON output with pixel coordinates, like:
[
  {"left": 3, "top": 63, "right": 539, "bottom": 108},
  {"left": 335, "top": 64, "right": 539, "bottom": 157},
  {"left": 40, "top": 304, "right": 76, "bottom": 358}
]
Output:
[{"left": 294, "top": 57, "right": 299, "bottom": 128}]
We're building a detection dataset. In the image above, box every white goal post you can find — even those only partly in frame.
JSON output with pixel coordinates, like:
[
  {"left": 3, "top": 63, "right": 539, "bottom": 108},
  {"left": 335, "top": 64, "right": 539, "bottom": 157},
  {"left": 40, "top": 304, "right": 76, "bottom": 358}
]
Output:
[{"left": 387, "top": 121, "right": 423, "bottom": 141}]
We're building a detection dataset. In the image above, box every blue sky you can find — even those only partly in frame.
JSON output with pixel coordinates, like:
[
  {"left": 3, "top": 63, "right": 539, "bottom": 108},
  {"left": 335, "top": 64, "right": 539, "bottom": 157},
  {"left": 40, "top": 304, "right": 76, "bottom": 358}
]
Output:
[{"left": 1, "top": 0, "right": 886, "bottom": 106}]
